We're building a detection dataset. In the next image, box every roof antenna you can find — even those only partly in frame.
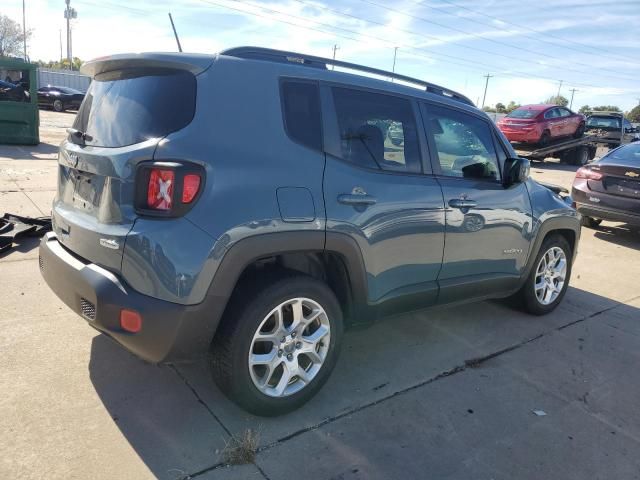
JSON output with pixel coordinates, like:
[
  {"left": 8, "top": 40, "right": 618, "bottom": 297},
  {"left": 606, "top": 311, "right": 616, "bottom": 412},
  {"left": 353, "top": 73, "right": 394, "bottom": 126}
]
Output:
[{"left": 168, "top": 12, "right": 183, "bottom": 52}]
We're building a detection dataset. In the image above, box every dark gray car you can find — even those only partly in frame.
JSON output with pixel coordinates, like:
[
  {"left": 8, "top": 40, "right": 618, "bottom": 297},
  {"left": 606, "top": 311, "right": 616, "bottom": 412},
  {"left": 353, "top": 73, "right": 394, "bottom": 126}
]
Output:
[{"left": 39, "top": 47, "right": 580, "bottom": 416}]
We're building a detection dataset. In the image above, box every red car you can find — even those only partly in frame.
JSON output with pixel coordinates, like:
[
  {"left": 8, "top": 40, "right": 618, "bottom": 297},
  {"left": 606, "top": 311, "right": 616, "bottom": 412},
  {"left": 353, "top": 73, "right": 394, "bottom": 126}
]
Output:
[{"left": 497, "top": 104, "right": 586, "bottom": 145}]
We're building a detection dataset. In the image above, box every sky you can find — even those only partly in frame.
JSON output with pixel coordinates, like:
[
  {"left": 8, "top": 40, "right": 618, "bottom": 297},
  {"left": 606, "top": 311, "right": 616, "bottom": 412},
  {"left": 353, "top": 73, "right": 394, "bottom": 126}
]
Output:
[{"left": 3, "top": 0, "right": 639, "bottom": 110}]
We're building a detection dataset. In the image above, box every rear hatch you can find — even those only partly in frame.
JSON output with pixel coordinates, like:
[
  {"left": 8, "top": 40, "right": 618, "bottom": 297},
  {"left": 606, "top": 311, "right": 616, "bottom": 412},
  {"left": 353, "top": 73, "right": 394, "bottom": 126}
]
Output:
[{"left": 52, "top": 54, "right": 209, "bottom": 272}]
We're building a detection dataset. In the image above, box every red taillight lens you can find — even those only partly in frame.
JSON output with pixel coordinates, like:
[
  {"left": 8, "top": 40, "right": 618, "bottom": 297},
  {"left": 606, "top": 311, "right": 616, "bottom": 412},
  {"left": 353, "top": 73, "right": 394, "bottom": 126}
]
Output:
[
  {"left": 182, "top": 174, "right": 201, "bottom": 203},
  {"left": 147, "top": 169, "right": 175, "bottom": 210},
  {"left": 575, "top": 167, "right": 603, "bottom": 181},
  {"left": 120, "top": 309, "right": 142, "bottom": 333}
]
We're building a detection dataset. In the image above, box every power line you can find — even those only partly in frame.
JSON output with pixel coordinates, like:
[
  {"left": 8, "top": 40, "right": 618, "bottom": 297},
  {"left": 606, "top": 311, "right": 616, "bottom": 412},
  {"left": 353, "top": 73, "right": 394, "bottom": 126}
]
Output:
[
  {"left": 216, "top": 0, "right": 611, "bottom": 90},
  {"left": 434, "top": 0, "right": 638, "bottom": 66},
  {"left": 70, "top": 0, "right": 617, "bottom": 93},
  {"left": 351, "top": 0, "right": 639, "bottom": 83}
]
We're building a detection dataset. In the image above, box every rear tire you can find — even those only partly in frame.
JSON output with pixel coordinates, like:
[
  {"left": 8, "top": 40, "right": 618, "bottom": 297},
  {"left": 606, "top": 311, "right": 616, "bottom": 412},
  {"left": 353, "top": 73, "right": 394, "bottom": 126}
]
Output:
[
  {"left": 52, "top": 99, "right": 64, "bottom": 112},
  {"left": 581, "top": 216, "right": 602, "bottom": 228},
  {"left": 211, "top": 274, "right": 343, "bottom": 416},
  {"left": 571, "top": 146, "right": 589, "bottom": 166},
  {"left": 538, "top": 131, "right": 551, "bottom": 147},
  {"left": 513, "top": 234, "right": 572, "bottom": 315}
]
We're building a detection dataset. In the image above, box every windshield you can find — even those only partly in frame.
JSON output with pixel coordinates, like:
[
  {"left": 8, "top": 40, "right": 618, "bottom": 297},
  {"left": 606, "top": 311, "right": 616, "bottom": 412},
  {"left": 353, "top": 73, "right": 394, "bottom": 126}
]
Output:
[
  {"left": 602, "top": 143, "right": 640, "bottom": 163},
  {"left": 506, "top": 108, "right": 539, "bottom": 119},
  {"left": 57, "top": 87, "right": 83, "bottom": 94},
  {"left": 587, "top": 116, "right": 621, "bottom": 129},
  {"left": 72, "top": 68, "right": 196, "bottom": 148}
]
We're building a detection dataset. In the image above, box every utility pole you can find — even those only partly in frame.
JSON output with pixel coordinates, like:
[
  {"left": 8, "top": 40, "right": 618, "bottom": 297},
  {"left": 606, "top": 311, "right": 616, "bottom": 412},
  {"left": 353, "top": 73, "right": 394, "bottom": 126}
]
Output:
[
  {"left": 569, "top": 88, "right": 578, "bottom": 110},
  {"left": 59, "top": 29, "right": 63, "bottom": 63},
  {"left": 22, "top": 0, "right": 27, "bottom": 60},
  {"left": 481, "top": 73, "right": 492, "bottom": 108},
  {"left": 331, "top": 44, "right": 339, "bottom": 70},
  {"left": 168, "top": 13, "right": 182, "bottom": 52},
  {"left": 556, "top": 79, "right": 563, "bottom": 99},
  {"left": 64, "top": 0, "right": 77, "bottom": 67},
  {"left": 391, "top": 47, "right": 398, "bottom": 82}
]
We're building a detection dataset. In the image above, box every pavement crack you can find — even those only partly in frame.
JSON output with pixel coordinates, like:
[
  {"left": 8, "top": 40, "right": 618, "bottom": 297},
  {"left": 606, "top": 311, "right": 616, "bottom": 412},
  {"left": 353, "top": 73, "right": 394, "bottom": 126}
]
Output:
[
  {"left": 169, "top": 365, "right": 232, "bottom": 437},
  {"left": 255, "top": 296, "right": 640, "bottom": 455}
]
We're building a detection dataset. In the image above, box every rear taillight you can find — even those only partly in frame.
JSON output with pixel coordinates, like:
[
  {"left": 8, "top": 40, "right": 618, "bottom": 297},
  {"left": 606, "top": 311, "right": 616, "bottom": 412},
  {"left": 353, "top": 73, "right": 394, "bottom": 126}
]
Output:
[
  {"left": 575, "top": 167, "right": 603, "bottom": 181},
  {"left": 182, "top": 174, "right": 201, "bottom": 204},
  {"left": 147, "top": 169, "right": 175, "bottom": 210},
  {"left": 136, "top": 162, "right": 204, "bottom": 216}
]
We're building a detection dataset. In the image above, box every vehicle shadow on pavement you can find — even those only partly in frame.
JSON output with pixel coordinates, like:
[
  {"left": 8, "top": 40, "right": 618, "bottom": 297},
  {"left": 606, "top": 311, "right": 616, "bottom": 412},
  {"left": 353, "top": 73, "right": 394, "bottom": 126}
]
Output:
[
  {"left": 87, "top": 286, "right": 639, "bottom": 479},
  {"left": 593, "top": 224, "right": 640, "bottom": 249},
  {"left": 0, "top": 142, "right": 59, "bottom": 160},
  {"left": 529, "top": 160, "right": 578, "bottom": 174}
]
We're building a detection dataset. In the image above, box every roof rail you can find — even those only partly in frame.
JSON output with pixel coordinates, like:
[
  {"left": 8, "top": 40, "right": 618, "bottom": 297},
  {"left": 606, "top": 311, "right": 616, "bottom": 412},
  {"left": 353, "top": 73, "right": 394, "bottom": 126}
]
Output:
[{"left": 221, "top": 46, "right": 475, "bottom": 107}]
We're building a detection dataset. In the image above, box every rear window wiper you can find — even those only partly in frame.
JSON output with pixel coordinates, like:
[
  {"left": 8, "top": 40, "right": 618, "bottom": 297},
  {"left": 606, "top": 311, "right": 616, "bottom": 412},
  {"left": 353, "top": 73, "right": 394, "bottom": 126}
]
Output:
[{"left": 66, "top": 128, "right": 93, "bottom": 145}]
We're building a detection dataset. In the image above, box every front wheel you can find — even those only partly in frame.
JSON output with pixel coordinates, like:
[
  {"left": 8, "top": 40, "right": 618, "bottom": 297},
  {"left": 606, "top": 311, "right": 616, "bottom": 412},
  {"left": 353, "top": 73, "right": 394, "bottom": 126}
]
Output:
[
  {"left": 52, "top": 99, "right": 64, "bottom": 112},
  {"left": 573, "top": 122, "right": 585, "bottom": 139},
  {"left": 211, "top": 274, "right": 343, "bottom": 416},
  {"left": 514, "top": 234, "right": 572, "bottom": 315}
]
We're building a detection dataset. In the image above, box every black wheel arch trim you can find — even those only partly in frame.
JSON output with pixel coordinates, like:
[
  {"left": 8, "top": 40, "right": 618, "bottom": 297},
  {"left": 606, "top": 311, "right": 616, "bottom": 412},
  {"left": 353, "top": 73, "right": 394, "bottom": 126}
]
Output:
[
  {"left": 518, "top": 216, "right": 580, "bottom": 289},
  {"left": 201, "top": 230, "right": 369, "bottom": 337}
]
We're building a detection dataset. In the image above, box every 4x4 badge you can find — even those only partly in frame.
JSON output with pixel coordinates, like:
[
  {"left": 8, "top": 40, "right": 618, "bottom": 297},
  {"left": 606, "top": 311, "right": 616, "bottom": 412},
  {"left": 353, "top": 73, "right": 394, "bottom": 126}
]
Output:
[{"left": 625, "top": 171, "right": 639, "bottom": 178}]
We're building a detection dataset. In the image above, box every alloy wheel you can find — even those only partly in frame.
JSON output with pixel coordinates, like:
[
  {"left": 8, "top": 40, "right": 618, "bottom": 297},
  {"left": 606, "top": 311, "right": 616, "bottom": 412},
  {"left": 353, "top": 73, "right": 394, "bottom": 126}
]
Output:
[
  {"left": 248, "top": 297, "right": 330, "bottom": 398},
  {"left": 534, "top": 246, "right": 567, "bottom": 305}
]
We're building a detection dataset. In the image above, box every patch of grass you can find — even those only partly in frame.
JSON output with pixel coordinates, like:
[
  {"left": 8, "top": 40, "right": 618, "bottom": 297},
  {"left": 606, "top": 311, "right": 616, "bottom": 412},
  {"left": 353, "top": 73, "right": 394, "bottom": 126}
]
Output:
[{"left": 221, "top": 429, "right": 260, "bottom": 465}]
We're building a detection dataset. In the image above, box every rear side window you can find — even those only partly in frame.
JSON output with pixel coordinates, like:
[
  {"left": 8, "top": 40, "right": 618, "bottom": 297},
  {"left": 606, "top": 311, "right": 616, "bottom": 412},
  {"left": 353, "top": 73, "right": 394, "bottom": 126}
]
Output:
[
  {"left": 281, "top": 80, "right": 322, "bottom": 151},
  {"left": 73, "top": 68, "right": 196, "bottom": 148},
  {"left": 331, "top": 87, "right": 421, "bottom": 173}
]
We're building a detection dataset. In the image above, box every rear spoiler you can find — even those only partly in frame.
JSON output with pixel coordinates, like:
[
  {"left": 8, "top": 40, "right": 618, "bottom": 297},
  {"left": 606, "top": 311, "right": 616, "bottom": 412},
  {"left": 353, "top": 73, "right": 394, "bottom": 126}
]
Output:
[{"left": 81, "top": 52, "right": 216, "bottom": 78}]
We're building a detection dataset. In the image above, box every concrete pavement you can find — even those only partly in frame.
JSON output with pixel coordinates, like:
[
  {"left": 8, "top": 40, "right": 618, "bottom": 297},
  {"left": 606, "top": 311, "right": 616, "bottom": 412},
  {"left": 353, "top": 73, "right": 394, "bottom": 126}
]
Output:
[{"left": 1, "top": 113, "right": 639, "bottom": 479}]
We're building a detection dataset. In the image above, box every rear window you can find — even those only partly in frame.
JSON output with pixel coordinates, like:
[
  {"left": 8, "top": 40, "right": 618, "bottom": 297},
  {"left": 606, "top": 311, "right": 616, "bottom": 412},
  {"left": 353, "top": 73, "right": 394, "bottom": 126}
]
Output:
[
  {"left": 587, "top": 116, "right": 621, "bottom": 129},
  {"left": 73, "top": 68, "right": 196, "bottom": 147},
  {"left": 506, "top": 108, "right": 539, "bottom": 119}
]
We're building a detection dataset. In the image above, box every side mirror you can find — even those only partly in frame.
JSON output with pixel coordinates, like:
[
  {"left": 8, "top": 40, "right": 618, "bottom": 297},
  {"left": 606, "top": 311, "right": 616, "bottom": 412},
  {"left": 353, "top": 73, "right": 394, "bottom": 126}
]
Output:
[{"left": 503, "top": 157, "right": 530, "bottom": 187}]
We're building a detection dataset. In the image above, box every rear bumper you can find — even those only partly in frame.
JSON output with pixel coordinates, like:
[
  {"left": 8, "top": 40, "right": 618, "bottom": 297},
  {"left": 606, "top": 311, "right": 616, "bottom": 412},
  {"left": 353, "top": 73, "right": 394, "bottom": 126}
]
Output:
[
  {"left": 499, "top": 127, "right": 540, "bottom": 143},
  {"left": 576, "top": 203, "right": 640, "bottom": 226},
  {"left": 38, "top": 232, "right": 221, "bottom": 363}
]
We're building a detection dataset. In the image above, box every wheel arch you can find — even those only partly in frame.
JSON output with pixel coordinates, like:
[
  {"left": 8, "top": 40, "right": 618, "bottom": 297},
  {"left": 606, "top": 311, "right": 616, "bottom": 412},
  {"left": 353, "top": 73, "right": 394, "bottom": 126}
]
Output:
[{"left": 203, "top": 231, "right": 369, "bottom": 340}]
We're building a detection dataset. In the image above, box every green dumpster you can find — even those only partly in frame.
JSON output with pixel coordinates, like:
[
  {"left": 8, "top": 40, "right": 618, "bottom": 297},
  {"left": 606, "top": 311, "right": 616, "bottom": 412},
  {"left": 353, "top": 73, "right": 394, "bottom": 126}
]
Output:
[{"left": 0, "top": 58, "right": 39, "bottom": 145}]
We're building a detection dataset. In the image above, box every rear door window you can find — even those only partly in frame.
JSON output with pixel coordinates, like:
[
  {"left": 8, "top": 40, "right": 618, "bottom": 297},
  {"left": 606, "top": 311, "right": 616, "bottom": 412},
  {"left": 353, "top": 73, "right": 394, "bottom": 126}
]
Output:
[
  {"left": 281, "top": 80, "right": 322, "bottom": 151},
  {"left": 73, "top": 68, "right": 196, "bottom": 148},
  {"left": 330, "top": 87, "right": 421, "bottom": 173}
]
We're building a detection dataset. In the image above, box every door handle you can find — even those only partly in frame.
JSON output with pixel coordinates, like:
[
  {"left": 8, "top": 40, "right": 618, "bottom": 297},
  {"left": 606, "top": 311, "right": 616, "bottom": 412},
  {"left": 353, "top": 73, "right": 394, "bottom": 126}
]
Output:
[
  {"left": 338, "top": 194, "right": 377, "bottom": 206},
  {"left": 449, "top": 198, "right": 477, "bottom": 209}
]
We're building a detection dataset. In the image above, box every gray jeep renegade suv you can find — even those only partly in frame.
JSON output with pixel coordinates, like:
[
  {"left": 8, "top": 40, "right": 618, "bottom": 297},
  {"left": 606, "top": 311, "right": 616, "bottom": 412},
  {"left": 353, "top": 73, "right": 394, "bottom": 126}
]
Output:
[{"left": 39, "top": 47, "right": 580, "bottom": 416}]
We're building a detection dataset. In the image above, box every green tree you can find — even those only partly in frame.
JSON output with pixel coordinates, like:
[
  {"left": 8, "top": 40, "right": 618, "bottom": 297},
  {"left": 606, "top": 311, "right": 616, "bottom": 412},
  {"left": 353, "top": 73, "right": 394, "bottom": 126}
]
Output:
[
  {"left": 0, "top": 14, "right": 31, "bottom": 58},
  {"left": 36, "top": 57, "right": 84, "bottom": 71},
  {"left": 482, "top": 106, "right": 496, "bottom": 113},
  {"left": 543, "top": 95, "right": 569, "bottom": 106},
  {"left": 627, "top": 105, "right": 640, "bottom": 123},
  {"left": 578, "top": 105, "right": 590, "bottom": 114},
  {"left": 495, "top": 102, "right": 506, "bottom": 113},
  {"left": 592, "top": 105, "right": 621, "bottom": 112},
  {"left": 506, "top": 101, "right": 520, "bottom": 113}
]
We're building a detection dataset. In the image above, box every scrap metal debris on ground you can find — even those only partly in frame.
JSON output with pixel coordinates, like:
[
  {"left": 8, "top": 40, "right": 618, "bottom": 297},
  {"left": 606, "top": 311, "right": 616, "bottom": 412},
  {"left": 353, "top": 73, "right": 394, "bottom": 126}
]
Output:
[{"left": 0, "top": 213, "right": 52, "bottom": 254}]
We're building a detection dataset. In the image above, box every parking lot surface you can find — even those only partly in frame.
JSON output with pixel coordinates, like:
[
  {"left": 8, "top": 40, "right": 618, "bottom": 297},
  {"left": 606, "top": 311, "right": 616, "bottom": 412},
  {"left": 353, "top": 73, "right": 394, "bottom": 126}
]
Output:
[{"left": 1, "top": 112, "right": 639, "bottom": 479}]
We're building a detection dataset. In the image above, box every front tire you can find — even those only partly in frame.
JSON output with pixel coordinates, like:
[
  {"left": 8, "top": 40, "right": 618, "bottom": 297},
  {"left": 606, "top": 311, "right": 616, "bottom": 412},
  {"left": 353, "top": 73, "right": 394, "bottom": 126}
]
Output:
[
  {"left": 211, "top": 274, "right": 343, "bottom": 416},
  {"left": 515, "top": 234, "right": 572, "bottom": 315},
  {"left": 52, "top": 99, "right": 64, "bottom": 112},
  {"left": 573, "top": 122, "right": 585, "bottom": 139}
]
